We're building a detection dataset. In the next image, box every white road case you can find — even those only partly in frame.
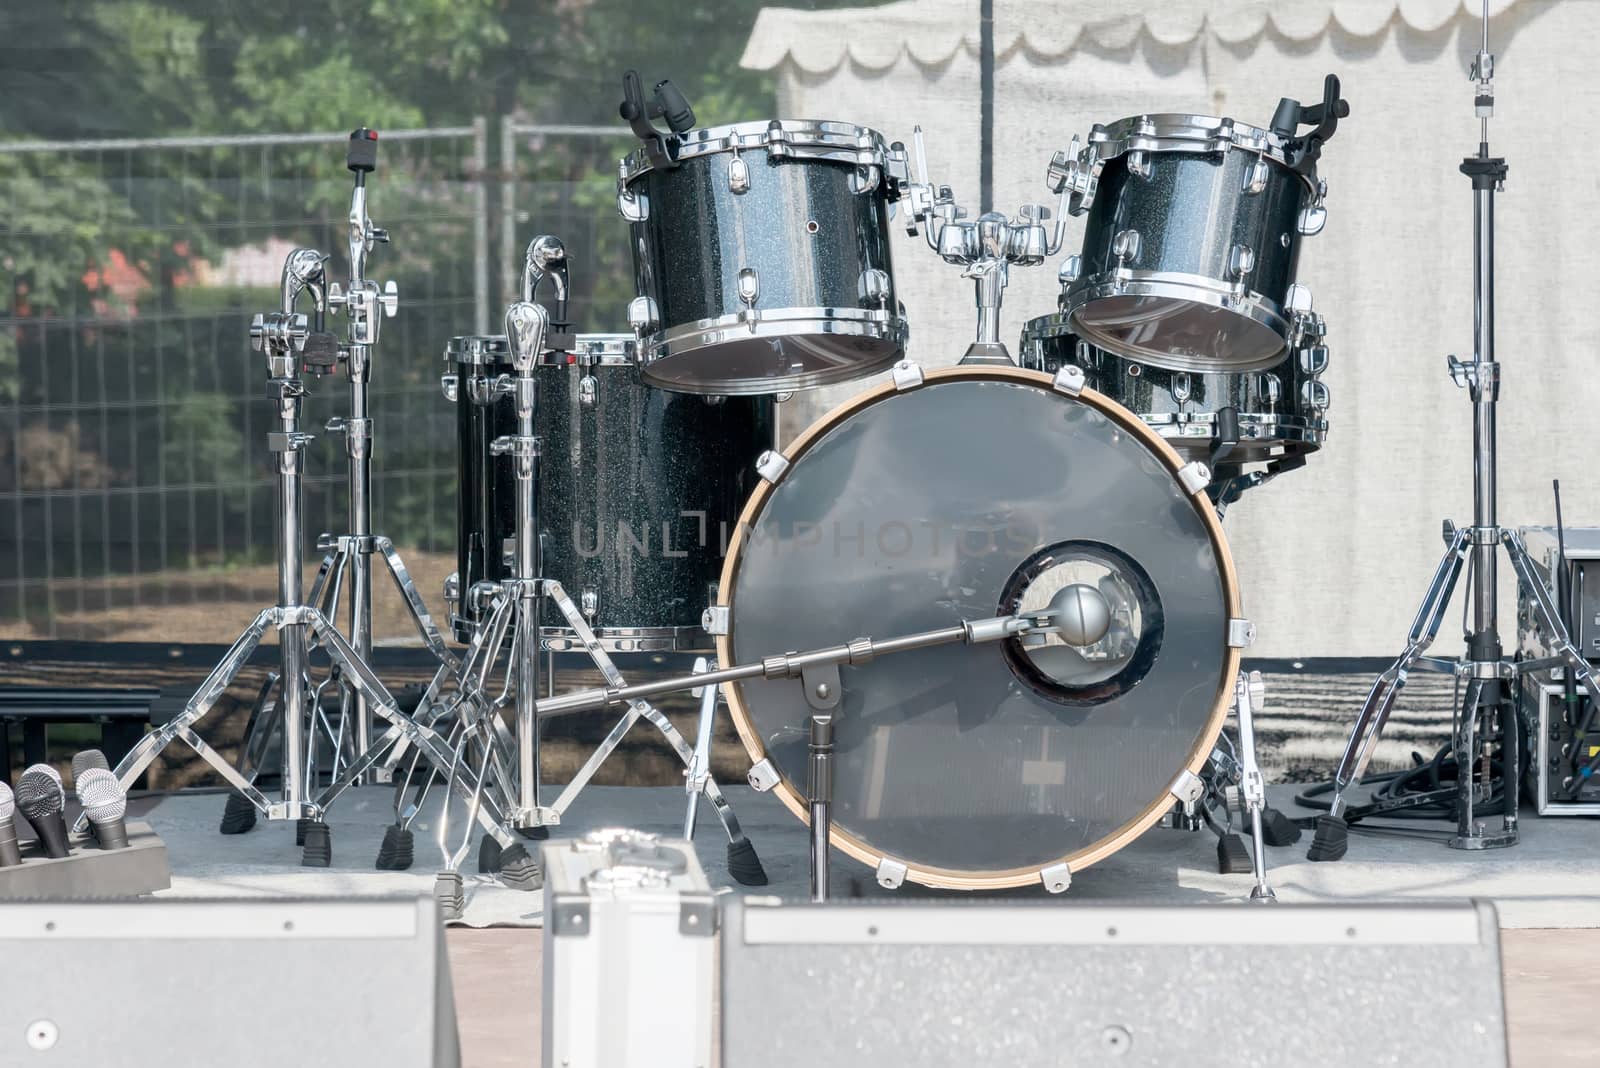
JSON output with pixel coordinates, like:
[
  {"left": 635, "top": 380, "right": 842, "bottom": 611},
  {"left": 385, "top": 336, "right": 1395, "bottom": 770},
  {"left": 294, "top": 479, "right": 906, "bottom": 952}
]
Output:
[{"left": 541, "top": 830, "right": 715, "bottom": 1068}]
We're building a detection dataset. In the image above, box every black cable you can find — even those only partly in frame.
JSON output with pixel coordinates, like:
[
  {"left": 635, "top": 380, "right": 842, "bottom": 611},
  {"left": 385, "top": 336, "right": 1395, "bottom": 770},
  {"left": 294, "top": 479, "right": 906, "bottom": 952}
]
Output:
[{"left": 1294, "top": 744, "right": 1510, "bottom": 822}]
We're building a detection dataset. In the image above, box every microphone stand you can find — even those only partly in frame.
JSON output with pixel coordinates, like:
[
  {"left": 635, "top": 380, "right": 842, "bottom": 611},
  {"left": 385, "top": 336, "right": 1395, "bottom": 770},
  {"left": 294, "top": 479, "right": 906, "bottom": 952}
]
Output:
[{"left": 1312, "top": 0, "right": 1600, "bottom": 860}]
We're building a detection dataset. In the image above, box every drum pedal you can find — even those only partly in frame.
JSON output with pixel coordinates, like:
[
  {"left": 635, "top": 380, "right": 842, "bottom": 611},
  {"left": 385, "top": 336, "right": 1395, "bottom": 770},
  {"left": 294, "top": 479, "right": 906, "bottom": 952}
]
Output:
[
  {"left": 1216, "top": 833, "right": 1253, "bottom": 875},
  {"left": 1306, "top": 814, "right": 1349, "bottom": 862}
]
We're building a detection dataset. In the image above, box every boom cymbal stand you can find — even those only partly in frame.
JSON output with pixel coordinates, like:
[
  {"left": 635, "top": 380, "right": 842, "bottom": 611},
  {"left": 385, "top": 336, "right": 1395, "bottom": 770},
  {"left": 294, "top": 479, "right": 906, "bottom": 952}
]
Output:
[
  {"left": 1309, "top": 1, "right": 1600, "bottom": 860},
  {"left": 81, "top": 251, "right": 520, "bottom": 867}
]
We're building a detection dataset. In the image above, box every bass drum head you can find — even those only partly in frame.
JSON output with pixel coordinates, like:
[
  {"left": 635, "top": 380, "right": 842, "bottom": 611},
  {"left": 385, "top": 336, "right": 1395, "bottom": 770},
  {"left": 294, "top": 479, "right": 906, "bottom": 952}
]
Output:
[{"left": 717, "top": 367, "right": 1240, "bottom": 889}]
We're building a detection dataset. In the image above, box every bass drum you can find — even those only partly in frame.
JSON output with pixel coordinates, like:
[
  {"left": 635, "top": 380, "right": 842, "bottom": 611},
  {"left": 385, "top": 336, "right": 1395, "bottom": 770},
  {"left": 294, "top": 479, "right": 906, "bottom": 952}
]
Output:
[{"left": 715, "top": 366, "right": 1242, "bottom": 890}]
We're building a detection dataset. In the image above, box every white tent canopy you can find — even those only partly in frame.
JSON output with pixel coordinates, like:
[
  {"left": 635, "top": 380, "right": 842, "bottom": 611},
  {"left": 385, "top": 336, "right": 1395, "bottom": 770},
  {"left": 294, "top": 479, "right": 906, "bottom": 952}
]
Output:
[{"left": 742, "top": 0, "right": 1592, "bottom": 657}]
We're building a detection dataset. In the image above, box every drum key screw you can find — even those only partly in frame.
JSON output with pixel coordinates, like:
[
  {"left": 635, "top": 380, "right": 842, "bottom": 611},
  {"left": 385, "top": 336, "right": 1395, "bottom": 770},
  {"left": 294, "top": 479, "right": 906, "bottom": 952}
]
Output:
[{"left": 1100, "top": 1025, "right": 1132, "bottom": 1054}]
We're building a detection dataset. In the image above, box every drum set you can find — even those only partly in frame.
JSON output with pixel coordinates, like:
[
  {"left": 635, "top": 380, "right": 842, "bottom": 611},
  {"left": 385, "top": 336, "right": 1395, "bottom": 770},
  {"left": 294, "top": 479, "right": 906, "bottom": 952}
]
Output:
[{"left": 92, "top": 69, "right": 1353, "bottom": 911}]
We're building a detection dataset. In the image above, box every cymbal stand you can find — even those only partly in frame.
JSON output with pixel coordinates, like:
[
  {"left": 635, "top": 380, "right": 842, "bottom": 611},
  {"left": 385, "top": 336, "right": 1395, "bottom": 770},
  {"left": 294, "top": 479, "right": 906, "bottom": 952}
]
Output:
[
  {"left": 1310, "top": 2, "right": 1600, "bottom": 861},
  {"left": 80, "top": 256, "right": 512, "bottom": 866},
  {"left": 313, "top": 128, "right": 461, "bottom": 791},
  {"left": 901, "top": 125, "right": 1068, "bottom": 365}
]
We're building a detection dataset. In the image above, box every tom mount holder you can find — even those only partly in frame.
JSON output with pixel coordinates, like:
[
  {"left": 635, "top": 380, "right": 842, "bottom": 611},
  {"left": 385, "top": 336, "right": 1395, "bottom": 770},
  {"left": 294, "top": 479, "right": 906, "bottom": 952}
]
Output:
[
  {"left": 901, "top": 125, "right": 1069, "bottom": 365},
  {"left": 1311, "top": 1, "right": 1600, "bottom": 861}
]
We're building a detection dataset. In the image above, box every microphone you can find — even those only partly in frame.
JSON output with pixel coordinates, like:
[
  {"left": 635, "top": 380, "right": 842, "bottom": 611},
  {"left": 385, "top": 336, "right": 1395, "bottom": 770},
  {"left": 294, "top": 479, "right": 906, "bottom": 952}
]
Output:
[
  {"left": 71, "top": 748, "right": 110, "bottom": 781},
  {"left": 17, "top": 764, "right": 70, "bottom": 859},
  {"left": 0, "top": 782, "right": 21, "bottom": 867},
  {"left": 75, "top": 768, "right": 130, "bottom": 850},
  {"left": 70, "top": 749, "right": 112, "bottom": 844}
]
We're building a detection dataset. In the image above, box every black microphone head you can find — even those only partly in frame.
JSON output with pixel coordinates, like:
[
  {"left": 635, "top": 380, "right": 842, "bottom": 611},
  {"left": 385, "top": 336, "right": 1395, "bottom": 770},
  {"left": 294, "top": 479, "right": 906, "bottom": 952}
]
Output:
[
  {"left": 71, "top": 749, "right": 110, "bottom": 783},
  {"left": 17, "top": 765, "right": 65, "bottom": 819}
]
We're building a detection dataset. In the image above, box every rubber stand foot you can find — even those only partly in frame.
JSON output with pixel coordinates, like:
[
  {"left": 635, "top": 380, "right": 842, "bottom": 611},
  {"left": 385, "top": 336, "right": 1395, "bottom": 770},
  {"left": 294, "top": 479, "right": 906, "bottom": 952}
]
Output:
[
  {"left": 478, "top": 834, "right": 503, "bottom": 874},
  {"left": 1306, "top": 814, "right": 1349, "bottom": 862},
  {"left": 1261, "top": 807, "right": 1303, "bottom": 847},
  {"left": 498, "top": 842, "right": 543, "bottom": 891},
  {"left": 434, "top": 871, "right": 465, "bottom": 922},
  {"left": 301, "top": 821, "right": 332, "bottom": 868},
  {"left": 375, "top": 824, "right": 414, "bottom": 871},
  {"left": 295, "top": 817, "right": 312, "bottom": 846},
  {"left": 1217, "top": 833, "right": 1253, "bottom": 875},
  {"left": 517, "top": 825, "right": 550, "bottom": 841},
  {"left": 219, "top": 792, "right": 257, "bottom": 835},
  {"left": 726, "top": 835, "right": 769, "bottom": 886}
]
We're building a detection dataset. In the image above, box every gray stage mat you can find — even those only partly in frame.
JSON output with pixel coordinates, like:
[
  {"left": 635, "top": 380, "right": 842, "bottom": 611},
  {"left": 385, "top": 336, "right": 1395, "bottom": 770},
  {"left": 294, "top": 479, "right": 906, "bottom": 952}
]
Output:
[{"left": 139, "top": 782, "right": 1600, "bottom": 929}]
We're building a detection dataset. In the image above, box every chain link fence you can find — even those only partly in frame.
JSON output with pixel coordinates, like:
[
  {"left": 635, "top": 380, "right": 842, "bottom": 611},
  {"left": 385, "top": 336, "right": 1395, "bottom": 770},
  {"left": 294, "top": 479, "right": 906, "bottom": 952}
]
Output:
[{"left": 0, "top": 123, "right": 489, "bottom": 644}]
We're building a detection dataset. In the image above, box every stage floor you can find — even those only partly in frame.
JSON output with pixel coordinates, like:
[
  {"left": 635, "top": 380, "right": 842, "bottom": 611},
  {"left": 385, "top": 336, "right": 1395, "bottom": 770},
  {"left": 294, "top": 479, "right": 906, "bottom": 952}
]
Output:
[{"left": 138, "top": 781, "right": 1600, "bottom": 928}]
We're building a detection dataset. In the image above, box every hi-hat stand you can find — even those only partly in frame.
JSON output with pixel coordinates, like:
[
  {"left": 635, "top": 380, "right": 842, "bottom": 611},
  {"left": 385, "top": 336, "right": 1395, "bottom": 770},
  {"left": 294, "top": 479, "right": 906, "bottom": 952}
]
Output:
[
  {"left": 80, "top": 252, "right": 519, "bottom": 868},
  {"left": 1310, "top": 3, "right": 1600, "bottom": 860},
  {"left": 412, "top": 283, "right": 768, "bottom": 916}
]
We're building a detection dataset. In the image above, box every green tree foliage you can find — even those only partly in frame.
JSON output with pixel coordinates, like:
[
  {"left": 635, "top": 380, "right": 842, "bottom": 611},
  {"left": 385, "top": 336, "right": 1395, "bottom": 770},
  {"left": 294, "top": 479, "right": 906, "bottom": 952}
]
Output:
[{"left": 0, "top": 0, "right": 852, "bottom": 620}]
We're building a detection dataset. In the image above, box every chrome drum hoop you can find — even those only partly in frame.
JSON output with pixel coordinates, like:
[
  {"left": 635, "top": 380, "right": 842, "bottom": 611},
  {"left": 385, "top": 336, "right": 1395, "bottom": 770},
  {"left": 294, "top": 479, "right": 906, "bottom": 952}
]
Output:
[
  {"left": 539, "top": 625, "right": 711, "bottom": 655},
  {"left": 1019, "top": 314, "right": 1331, "bottom": 467},
  {"left": 620, "top": 116, "right": 906, "bottom": 396},
  {"left": 638, "top": 308, "right": 909, "bottom": 395},
  {"left": 1056, "top": 110, "right": 1325, "bottom": 373},
  {"left": 618, "top": 118, "right": 907, "bottom": 189}
]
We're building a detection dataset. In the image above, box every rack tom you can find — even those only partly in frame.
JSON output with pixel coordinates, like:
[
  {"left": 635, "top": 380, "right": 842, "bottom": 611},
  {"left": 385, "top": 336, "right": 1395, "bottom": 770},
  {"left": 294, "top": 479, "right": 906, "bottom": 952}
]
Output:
[
  {"left": 1019, "top": 313, "right": 1330, "bottom": 468},
  {"left": 618, "top": 120, "right": 909, "bottom": 396},
  {"left": 1049, "top": 114, "right": 1329, "bottom": 373},
  {"left": 443, "top": 334, "right": 775, "bottom": 651}
]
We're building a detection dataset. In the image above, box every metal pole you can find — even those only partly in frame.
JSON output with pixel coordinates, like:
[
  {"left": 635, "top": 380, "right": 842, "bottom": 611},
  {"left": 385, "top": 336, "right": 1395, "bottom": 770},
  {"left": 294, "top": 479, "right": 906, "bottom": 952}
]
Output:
[
  {"left": 473, "top": 117, "right": 490, "bottom": 336},
  {"left": 275, "top": 380, "right": 308, "bottom": 812}
]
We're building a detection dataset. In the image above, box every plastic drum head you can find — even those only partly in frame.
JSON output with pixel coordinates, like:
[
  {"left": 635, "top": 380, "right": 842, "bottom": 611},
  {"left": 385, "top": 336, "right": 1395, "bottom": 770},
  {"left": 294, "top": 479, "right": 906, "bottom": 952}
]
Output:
[{"left": 1070, "top": 293, "right": 1286, "bottom": 373}]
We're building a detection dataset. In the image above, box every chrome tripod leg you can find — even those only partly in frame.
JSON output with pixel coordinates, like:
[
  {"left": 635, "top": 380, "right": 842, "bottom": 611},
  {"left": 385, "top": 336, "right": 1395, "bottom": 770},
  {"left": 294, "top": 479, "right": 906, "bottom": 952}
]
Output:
[
  {"left": 1328, "top": 528, "right": 1471, "bottom": 817},
  {"left": 1235, "top": 672, "right": 1275, "bottom": 902},
  {"left": 683, "top": 658, "right": 717, "bottom": 840},
  {"left": 310, "top": 613, "right": 516, "bottom": 849},
  {"left": 375, "top": 535, "right": 460, "bottom": 673},
  {"left": 76, "top": 610, "right": 276, "bottom": 835}
]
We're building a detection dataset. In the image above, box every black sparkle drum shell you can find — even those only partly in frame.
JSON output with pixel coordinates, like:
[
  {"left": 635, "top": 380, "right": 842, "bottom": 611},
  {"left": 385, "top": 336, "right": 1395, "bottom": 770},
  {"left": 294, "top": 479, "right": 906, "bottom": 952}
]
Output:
[
  {"left": 1065, "top": 115, "right": 1316, "bottom": 373},
  {"left": 1019, "top": 316, "right": 1330, "bottom": 466},
  {"left": 447, "top": 336, "right": 517, "bottom": 640},
  {"left": 621, "top": 120, "right": 907, "bottom": 395},
  {"left": 715, "top": 368, "right": 1241, "bottom": 889},
  {"left": 535, "top": 338, "right": 775, "bottom": 650}
]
